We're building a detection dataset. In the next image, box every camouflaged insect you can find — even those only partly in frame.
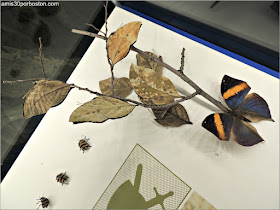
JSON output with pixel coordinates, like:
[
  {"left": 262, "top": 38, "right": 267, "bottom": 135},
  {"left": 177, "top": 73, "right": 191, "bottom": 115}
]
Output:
[
  {"left": 78, "top": 137, "right": 91, "bottom": 153},
  {"left": 56, "top": 172, "right": 69, "bottom": 185}
]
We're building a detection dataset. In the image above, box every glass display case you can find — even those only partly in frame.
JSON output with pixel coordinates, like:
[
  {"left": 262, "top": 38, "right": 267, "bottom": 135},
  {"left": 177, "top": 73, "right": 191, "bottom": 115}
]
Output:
[
  {"left": 1, "top": 1, "right": 279, "bottom": 209},
  {"left": 1, "top": 1, "right": 114, "bottom": 179},
  {"left": 121, "top": 1, "right": 279, "bottom": 71}
]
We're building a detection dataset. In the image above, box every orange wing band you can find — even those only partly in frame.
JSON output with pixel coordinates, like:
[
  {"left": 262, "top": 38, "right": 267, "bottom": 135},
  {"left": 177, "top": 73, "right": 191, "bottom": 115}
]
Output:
[
  {"left": 223, "top": 82, "right": 249, "bottom": 100},
  {"left": 214, "top": 113, "right": 226, "bottom": 140}
]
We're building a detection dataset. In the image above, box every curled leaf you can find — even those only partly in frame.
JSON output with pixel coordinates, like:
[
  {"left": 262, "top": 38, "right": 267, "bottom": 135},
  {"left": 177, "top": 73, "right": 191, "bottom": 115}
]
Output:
[
  {"left": 136, "top": 52, "right": 163, "bottom": 76},
  {"left": 23, "top": 80, "right": 71, "bottom": 119},
  {"left": 69, "top": 96, "right": 136, "bottom": 123},
  {"left": 99, "top": 77, "right": 132, "bottom": 98},
  {"left": 130, "top": 64, "right": 181, "bottom": 105},
  {"left": 107, "top": 21, "right": 142, "bottom": 67},
  {"left": 155, "top": 104, "right": 192, "bottom": 127}
]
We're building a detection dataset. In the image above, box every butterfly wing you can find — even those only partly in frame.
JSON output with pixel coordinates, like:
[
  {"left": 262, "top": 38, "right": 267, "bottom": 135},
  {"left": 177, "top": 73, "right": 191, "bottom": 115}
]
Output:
[
  {"left": 236, "top": 93, "right": 273, "bottom": 122},
  {"left": 202, "top": 113, "right": 233, "bottom": 141},
  {"left": 231, "top": 118, "right": 264, "bottom": 146},
  {"left": 221, "top": 75, "right": 251, "bottom": 110}
]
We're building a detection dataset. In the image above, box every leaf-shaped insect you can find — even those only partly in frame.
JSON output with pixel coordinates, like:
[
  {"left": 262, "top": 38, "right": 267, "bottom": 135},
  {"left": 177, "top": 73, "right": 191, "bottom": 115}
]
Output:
[
  {"left": 99, "top": 77, "right": 132, "bottom": 98},
  {"left": 202, "top": 75, "right": 273, "bottom": 146},
  {"left": 155, "top": 104, "right": 192, "bottom": 127},
  {"left": 69, "top": 96, "right": 135, "bottom": 123},
  {"left": 23, "top": 80, "right": 71, "bottom": 119},
  {"left": 130, "top": 64, "right": 181, "bottom": 105},
  {"left": 136, "top": 52, "right": 163, "bottom": 76},
  {"left": 107, "top": 21, "right": 142, "bottom": 67}
]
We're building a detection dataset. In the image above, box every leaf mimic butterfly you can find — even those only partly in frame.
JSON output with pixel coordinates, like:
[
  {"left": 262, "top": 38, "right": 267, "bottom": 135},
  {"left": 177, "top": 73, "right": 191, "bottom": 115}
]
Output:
[{"left": 202, "top": 75, "right": 273, "bottom": 146}]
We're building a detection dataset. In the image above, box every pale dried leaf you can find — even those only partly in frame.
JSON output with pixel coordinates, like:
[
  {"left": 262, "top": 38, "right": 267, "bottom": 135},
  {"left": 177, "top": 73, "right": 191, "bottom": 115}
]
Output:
[
  {"left": 99, "top": 77, "right": 132, "bottom": 98},
  {"left": 69, "top": 96, "right": 136, "bottom": 123},
  {"left": 136, "top": 52, "right": 163, "bottom": 76},
  {"left": 107, "top": 21, "right": 142, "bottom": 67},
  {"left": 155, "top": 104, "right": 192, "bottom": 127},
  {"left": 23, "top": 80, "right": 71, "bottom": 119},
  {"left": 130, "top": 64, "right": 181, "bottom": 105}
]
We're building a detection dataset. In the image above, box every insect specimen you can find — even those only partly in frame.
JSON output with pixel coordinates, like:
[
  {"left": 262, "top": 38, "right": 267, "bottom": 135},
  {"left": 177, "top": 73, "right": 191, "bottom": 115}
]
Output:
[
  {"left": 78, "top": 137, "right": 91, "bottom": 153},
  {"left": 202, "top": 75, "right": 273, "bottom": 146},
  {"left": 56, "top": 172, "right": 69, "bottom": 185},
  {"left": 36, "top": 196, "right": 49, "bottom": 209}
]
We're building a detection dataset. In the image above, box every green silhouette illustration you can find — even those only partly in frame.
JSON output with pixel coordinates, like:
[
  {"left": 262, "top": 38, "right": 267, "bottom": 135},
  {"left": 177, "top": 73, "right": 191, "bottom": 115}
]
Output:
[{"left": 107, "top": 164, "right": 174, "bottom": 209}]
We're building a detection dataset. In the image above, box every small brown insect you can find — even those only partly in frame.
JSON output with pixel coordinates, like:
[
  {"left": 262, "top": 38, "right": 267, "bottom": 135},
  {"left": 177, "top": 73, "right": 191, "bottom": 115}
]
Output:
[
  {"left": 56, "top": 172, "right": 69, "bottom": 185},
  {"left": 78, "top": 137, "right": 91, "bottom": 153},
  {"left": 37, "top": 196, "right": 49, "bottom": 209}
]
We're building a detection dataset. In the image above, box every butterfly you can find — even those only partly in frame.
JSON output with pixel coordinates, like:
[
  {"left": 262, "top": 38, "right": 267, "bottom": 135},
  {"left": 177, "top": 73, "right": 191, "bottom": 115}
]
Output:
[{"left": 202, "top": 75, "right": 273, "bottom": 146}]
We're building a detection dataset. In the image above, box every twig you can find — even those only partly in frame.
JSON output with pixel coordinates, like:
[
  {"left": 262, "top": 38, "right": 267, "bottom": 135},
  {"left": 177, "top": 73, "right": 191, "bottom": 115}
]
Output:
[
  {"left": 85, "top": 23, "right": 106, "bottom": 36},
  {"left": 38, "top": 37, "right": 47, "bottom": 79},
  {"left": 71, "top": 29, "right": 229, "bottom": 113},
  {"left": 104, "top": 0, "right": 108, "bottom": 38},
  {"left": 179, "top": 48, "right": 185, "bottom": 73},
  {"left": 105, "top": 39, "right": 114, "bottom": 95},
  {"left": 73, "top": 21, "right": 114, "bottom": 95},
  {"left": 110, "top": 68, "right": 115, "bottom": 95},
  {"left": 71, "top": 29, "right": 106, "bottom": 40},
  {"left": 103, "top": 0, "right": 114, "bottom": 95},
  {"left": 70, "top": 83, "right": 198, "bottom": 110},
  {"left": 109, "top": 66, "right": 115, "bottom": 96},
  {"left": 3, "top": 78, "right": 45, "bottom": 84}
]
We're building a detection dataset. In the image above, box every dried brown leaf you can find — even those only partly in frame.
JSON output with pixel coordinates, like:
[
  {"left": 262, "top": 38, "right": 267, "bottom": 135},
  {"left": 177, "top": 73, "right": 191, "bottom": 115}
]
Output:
[
  {"left": 130, "top": 64, "right": 181, "bottom": 105},
  {"left": 152, "top": 108, "right": 169, "bottom": 119},
  {"left": 23, "top": 80, "right": 71, "bottom": 119},
  {"left": 69, "top": 96, "right": 136, "bottom": 123},
  {"left": 136, "top": 52, "right": 163, "bottom": 76},
  {"left": 99, "top": 77, "right": 132, "bottom": 98},
  {"left": 107, "top": 21, "right": 142, "bottom": 67},
  {"left": 155, "top": 104, "right": 192, "bottom": 127}
]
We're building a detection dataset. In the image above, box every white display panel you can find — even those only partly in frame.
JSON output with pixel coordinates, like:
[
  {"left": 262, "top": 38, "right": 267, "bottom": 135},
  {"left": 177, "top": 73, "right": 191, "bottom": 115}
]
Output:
[{"left": 1, "top": 7, "right": 279, "bottom": 209}]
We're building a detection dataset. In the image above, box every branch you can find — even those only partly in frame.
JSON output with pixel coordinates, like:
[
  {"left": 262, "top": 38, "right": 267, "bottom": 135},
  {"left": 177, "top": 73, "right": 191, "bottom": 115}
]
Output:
[
  {"left": 104, "top": 0, "right": 109, "bottom": 38},
  {"left": 130, "top": 46, "right": 229, "bottom": 113},
  {"left": 70, "top": 83, "right": 198, "bottom": 110},
  {"left": 71, "top": 29, "right": 229, "bottom": 113},
  {"left": 73, "top": 15, "right": 114, "bottom": 95},
  {"left": 109, "top": 67, "right": 115, "bottom": 96},
  {"left": 85, "top": 23, "right": 106, "bottom": 36},
  {"left": 3, "top": 78, "right": 45, "bottom": 84},
  {"left": 102, "top": 0, "right": 114, "bottom": 95},
  {"left": 38, "top": 37, "right": 47, "bottom": 79},
  {"left": 104, "top": 37, "right": 114, "bottom": 96},
  {"left": 71, "top": 29, "right": 106, "bottom": 40}
]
